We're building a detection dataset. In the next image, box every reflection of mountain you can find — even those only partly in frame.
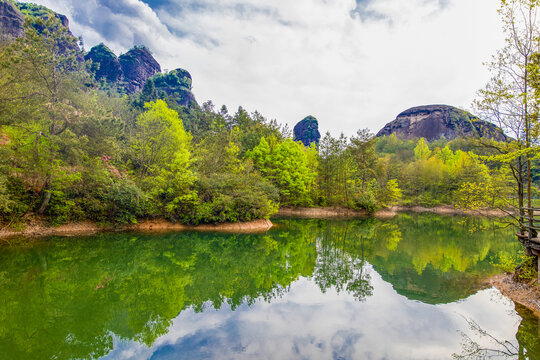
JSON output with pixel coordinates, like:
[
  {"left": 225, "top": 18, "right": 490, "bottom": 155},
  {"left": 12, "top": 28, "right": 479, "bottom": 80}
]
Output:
[
  {"left": 367, "top": 214, "right": 517, "bottom": 305},
  {"left": 0, "top": 215, "right": 522, "bottom": 359},
  {"left": 373, "top": 266, "right": 490, "bottom": 305}
]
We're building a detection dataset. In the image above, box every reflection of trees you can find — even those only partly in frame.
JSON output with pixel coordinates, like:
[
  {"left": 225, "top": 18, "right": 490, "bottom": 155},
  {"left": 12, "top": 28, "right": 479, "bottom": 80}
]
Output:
[
  {"left": 454, "top": 305, "right": 540, "bottom": 359},
  {"left": 0, "top": 229, "right": 318, "bottom": 360},
  {"left": 515, "top": 304, "right": 540, "bottom": 359},
  {"left": 369, "top": 214, "right": 518, "bottom": 304},
  {"left": 311, "top": 219, "right": 375, "bottom": 301},
  {"left": 0, "top": 214, "right": 527, "bottom": 360}
]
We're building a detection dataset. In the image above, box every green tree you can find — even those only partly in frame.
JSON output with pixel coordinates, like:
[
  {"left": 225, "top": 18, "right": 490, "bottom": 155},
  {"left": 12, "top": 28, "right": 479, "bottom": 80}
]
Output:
[
  {"left": 130, "top": 100, "right": 197, "bottom": 220},
  {"left": 0, "top": 17, "right": 90, "bottom": 216},
  {"left": 248, "top": 135, "right": 317, "bottom": 206},
  {"left": 475, "top": 0, "right": 540, "bottom": 234}
]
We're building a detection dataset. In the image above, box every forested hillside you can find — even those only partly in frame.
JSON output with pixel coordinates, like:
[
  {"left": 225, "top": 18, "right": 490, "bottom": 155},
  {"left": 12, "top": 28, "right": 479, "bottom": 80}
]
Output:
[{"left": 0, "top": 5, "right": 518, "bottom": 227}]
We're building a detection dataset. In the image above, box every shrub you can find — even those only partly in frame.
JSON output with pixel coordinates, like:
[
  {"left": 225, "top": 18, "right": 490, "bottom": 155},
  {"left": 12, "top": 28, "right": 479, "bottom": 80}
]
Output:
[
  {"left": 194, "top": 173, "right": 279, "bottom": 224},
  {"left": 106, "top": 178, "right": 147, "bottom": 224}
]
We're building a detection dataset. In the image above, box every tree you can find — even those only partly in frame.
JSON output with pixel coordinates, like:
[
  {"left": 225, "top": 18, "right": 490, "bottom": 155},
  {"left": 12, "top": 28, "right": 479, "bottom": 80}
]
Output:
[
  {"left": 474, "top": 0, "right": 540, "bottom": 233},
  {"left": 248, "top": 135, "right": 318, "bottom": 206},
  {"left": 130, "top": 100, "right": 196, "bottom": 219},
  {"left": 349, "top": 129, "right": 378, "bottom": 192},
  {"left": 0, "top": 17, "right": 88, "bottom": 214}
]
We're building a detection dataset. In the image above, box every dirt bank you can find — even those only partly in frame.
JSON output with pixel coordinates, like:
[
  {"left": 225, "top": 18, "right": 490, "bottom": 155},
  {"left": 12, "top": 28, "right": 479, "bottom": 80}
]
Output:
[
  {"left": 491, "top": 274, "right": 540, "bottom": 317},
  {"left": 276, "top": 206, "right": 507, "bottom": 219},
  {"left": 128, "top": 219, "right": 273, "bottom": 234},
  {"left": 0, "top": 218, "right": 273, "bottom": 239}
]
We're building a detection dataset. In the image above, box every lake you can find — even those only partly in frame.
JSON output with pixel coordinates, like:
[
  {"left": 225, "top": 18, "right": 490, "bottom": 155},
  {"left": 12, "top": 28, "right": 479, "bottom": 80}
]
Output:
[{"left": 0, "top": 213, "right": 539, "bottom": 359}]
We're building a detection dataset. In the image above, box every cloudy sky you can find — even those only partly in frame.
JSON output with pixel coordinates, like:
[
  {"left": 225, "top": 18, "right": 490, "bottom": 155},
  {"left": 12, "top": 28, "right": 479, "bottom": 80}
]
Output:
[{"left": 30, "top": 0, "right": 505, "bottom": 136}]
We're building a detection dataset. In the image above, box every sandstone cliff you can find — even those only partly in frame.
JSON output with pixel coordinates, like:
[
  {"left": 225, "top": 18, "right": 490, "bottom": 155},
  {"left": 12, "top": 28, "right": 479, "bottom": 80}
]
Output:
[
  {"left": 118, "top": 46, "right": 161, "bottom": 94},
  {"left": 376, "top": 105, "right": 505, "bottom": 141}
]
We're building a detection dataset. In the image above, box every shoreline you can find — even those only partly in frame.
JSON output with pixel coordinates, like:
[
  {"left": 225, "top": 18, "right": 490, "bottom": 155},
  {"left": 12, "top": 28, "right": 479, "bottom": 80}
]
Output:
[
  {"left": 275, "top": 205, "right": 507, "bottom": 219},
  {"left": 491, "top": 274, "right": 540, "bottom": 317},
  {"left": 0, "top": 205, "right": 507, "bottom": 239},
  {"left": 0, "top": 218, "right": 274, "bottom": 239},
  {"left": 2, "top": 209, "right": 540, "bottom": 317}
]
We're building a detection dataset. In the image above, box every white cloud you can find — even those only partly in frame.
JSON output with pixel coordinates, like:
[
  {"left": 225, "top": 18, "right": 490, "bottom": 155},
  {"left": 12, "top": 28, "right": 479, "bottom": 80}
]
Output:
[{"left": 31, "top": 0, "right": 505, "bottom": 136}]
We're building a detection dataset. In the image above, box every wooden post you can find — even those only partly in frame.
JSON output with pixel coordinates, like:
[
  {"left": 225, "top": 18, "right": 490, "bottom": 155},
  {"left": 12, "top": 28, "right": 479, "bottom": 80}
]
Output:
[{"left": 532, "top": 249, "right": 540, "bottom": 284}]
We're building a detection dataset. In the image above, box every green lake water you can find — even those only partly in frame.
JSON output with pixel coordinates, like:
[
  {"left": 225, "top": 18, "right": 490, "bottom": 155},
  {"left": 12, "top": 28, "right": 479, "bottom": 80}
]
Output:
[{"left": 1, "top": 213, "right": 539, "bottom": 359}]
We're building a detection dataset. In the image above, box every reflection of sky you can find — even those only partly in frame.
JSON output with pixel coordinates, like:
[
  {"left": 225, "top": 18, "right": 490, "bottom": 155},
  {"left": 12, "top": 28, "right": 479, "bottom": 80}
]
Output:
[{"left": 102, "top": 265, "right": 520, "bottom": 360}]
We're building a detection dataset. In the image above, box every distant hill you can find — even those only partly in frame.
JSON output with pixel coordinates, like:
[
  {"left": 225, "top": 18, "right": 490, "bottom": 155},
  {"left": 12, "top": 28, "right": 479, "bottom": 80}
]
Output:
[{"left": 376, "top": 105, "right": 505, "bottom": 142}]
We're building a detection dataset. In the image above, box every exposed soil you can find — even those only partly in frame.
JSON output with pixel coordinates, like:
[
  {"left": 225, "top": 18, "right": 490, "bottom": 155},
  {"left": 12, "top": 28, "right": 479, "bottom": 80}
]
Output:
[
  {"left": 276, "top": 205, "right": 506, "bottom": 219},
  {"left": 276, "top": 207, "right": 369, "bottom": 218},
  {"left": 128, "top": 219, "right": 273, "bottom": 234},
  {"left": 491, "top": 274, "right": 540, "bottom": 317},
  {"left": 0, "top": 218, "right": 273, "bottom": 239}
]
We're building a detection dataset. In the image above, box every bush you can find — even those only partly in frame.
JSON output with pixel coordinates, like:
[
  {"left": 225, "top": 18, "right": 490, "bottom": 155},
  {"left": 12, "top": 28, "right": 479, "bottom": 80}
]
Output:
[
  {"left": 194, "top": 173, "right": 279, "bottom": 224},
  {"left": 492, "top": 253, "right": 538, "bottom": 282},
  {"left": 106, "top": 178, "right": 147, "bottom": 224},
  {"left": 46, "top": 159, "right": 147, "bottom": 225},
  {"left": 352, "top": 182, "right": 378, "bottom": 213}
]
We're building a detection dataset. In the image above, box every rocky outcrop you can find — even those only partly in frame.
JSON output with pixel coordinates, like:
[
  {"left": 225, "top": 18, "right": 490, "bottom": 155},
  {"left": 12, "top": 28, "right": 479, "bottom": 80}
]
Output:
[
  {"left": 2, "top": 1, "right": 196, "bottom": 103},
  {"left": 151, "top": 68, "right": 197, "bottom": 107},
  {"left": 85, "top": 44, "right": 123, "bottom": 83},
  {"left": 294, "top": 116, "right": 321, "bottom": 146},
  {"left": 0, "top": 1, "right": 24, "bottom": 40},
  {"left": 119, "top": 46, "right": 161, "bottom": 94},
  {"left": 376, "top": 105, "right": 505, "bottom": 142},
  {"left": 0, "top": 0, "right": 78, "bottom": 54}
]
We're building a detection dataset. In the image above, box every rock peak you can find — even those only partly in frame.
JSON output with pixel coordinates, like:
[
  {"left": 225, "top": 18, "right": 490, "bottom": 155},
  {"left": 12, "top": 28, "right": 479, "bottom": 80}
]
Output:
[
  {"left": 294, "top": 116, "right": 321, "bottom": 146},
  {"left": 118, "top": 46, "right": 161, "bottom": 94},
  {"left": 376, "top": 105, "right": 505, "bottom": 142}
]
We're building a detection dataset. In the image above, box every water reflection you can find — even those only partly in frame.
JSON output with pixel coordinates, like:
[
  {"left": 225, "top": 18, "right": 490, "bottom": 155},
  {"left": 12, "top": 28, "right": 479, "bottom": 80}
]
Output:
[{"left": 0, "top": 214, "right": 536, "bottom": 359}]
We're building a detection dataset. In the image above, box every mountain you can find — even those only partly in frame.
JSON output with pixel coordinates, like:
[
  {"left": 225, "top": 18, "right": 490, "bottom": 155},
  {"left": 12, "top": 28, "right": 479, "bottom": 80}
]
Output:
[
  {"left": 85, "top": 44, "right": 162, "bottom": 95},
  {"left": 85, "top": 44, "right": 198, "bottom": 105},
  {"left": 118, "top": 46, "right": 161, "bottom": 94},
  {"left": 1, "top": 1, "right": 197, "bottom": 105},
  {"left": 0, "top": 0, "right": 24, "bottom": 39},
  {"left": 151, "top": 68, "right": 197, "bottom": 107},
  {"left": 0, "top": 0, "right": 74, "bottom": 41},
  {"left": 85, "top": 43, "right": 123, "bottom": 83},
  {"left": 294, "top": 116, "right": 321, "bottom": 146},
  {"left": 376, "top": 105, "right": 505, "bottom": 141}
]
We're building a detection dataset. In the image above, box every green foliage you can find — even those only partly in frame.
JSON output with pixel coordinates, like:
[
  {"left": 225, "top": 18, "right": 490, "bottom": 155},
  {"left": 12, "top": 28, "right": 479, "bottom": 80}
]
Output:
[
  {"left": 130, "top": 100, "right": 197, "bottom": 221},
  {"left": 152, "top": 68, "right": 192, "bottom": 91},
  {"left": 377, "top": 179, "right": 402, "bottom": 207},
  {"left": 492, "top": 252, "right": 538, "bottom": 281},
  {"left": 195, "top": 173, "right": 279, "bottom": 224},
  {"left": 248, "top": 135, "right": 318, "bottom": 206},
  {"left": 0, "top": 173, "right": 15, "bottom": 215},
  {"left": 14, "top": 2, "right": 55, "bottom": 19},
  {"left": 106, "top": 178, "right": 147, "bottom": 224},
  {"left": 414, "top": 138, "right": 432, "bottom": 160}
]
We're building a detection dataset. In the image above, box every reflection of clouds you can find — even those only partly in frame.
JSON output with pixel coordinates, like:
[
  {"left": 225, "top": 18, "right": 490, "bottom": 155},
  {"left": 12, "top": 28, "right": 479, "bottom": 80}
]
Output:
[{"left": 104, "top": 271, "right": 521, "bottom": 360}]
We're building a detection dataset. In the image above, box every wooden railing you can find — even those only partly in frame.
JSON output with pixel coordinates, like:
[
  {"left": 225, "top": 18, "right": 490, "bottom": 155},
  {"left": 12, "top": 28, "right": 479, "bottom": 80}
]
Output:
[
  {"left": 518, "top": 207, "right": 540, "bottom": 254},
  {"left": 518, "top": 207, "right": 540, "bottom": 281}
]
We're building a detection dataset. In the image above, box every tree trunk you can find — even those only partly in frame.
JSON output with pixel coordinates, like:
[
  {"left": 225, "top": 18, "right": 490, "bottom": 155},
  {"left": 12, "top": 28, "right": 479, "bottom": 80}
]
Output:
[
  {"left": 38, "top": 190, "right": 51, "bottom": 215},
  {"left": 518, "top": 157, "right": 525, "bottom": 233}
]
